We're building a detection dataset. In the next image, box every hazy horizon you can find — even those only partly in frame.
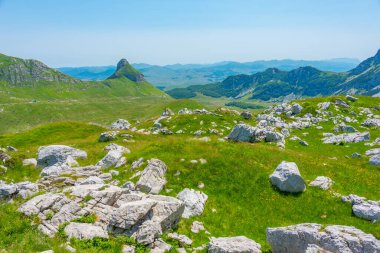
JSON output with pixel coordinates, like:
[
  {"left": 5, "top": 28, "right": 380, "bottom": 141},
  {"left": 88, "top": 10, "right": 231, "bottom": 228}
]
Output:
[{"left": 0, "top": 0, "right": 379, "bottom": 67}]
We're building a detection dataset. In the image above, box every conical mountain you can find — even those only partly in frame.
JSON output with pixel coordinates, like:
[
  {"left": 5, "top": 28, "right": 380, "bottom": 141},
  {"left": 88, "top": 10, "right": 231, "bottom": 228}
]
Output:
[{"left": 107, "top": 58, "right": 145, "bottom": 83}]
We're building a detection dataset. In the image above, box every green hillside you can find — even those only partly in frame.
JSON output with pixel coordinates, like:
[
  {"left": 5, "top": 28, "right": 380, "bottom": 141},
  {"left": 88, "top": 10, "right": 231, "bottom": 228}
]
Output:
[
  {"left": 0, "top": 95, "right": 379, "bottom": 252},
  {"left": 0, "top": 54, "right": 172, "bottom": 133}
]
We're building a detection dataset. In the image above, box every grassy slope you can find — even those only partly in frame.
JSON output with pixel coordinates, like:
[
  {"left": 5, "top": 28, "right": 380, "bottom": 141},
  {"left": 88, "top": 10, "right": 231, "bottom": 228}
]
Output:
[
  {"left": 0, "top": 96, "right": 379, "bottom": 252},
  {"left": 0, "top": 76, "right": 181, "bottom": 133}
]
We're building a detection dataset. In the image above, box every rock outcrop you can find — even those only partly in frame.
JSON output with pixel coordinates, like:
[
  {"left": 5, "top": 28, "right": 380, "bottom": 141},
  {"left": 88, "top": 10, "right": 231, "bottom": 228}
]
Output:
[{"left": 267, "top": 223, "right": 380, "bottom": 253}]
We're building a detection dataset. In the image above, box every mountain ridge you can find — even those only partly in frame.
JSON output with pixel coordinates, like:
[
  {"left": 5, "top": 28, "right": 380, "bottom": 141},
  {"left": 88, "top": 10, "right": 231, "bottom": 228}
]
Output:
[
  {"left": 57, "top": 58, "right": 360, "bottom": 87},
  {"left": 167, "top": 50, "right": 380, "bottom": 101}
]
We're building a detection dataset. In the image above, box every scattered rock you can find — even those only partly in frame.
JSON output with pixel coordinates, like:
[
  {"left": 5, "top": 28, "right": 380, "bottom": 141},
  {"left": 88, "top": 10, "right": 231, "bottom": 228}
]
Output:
[
  {"left": 369, "top": 155, "right": 380, "bottom": 166},
  {"left": 130, "top": 157, "right": 144, "bottom": 171},
  {"left": 135, "top": 159, "right": 167, "bottom": 194},
  {"left": 270, "top": 161, "right": 306, "bottom": 193},
  {"left": 362, "top": 118, "right": 380, "bottom": 127},
  {"left": 309, "top": 176, "right": 333, "bottom": 190},
  {"left": 291, "top": 103, "right": 303, "bottom": 115},
  {"left": 341, "top": 194, "right": 367, "bottom": 205},
  {"left": 7, "top": 146, "right": 17, "bottom": 151},
  {"left": 168, "top": 232, "right": 193, "bottom": 246},
  {"left": 352, "top": 200, "right": 380, "bottom": 222},
  {"left": 191, "top": 221, "right": 205, "bottom": 233},
  {"left": 23, "top": 158, "right": 37, "bottom": 167},
  {"left": 177, "top": 188, "right": 208, "bottom": 218},
  {"left": 334, "top": 98, "right": 350, "bottom": 108},
  {"left": 110, "top": 119, "right": 131, "bottom": 130},
  {"left": 208, "top": 236, "right": 262, "bottom": 253},
  {"left": 346, "top": 95, "right": 358, "bottom": 102},
  {"left": 241, "top": 111, "right": 252, "bottom": 120},
  {"left": 99, "top": 131, "right": 118, "bottom": 142}
]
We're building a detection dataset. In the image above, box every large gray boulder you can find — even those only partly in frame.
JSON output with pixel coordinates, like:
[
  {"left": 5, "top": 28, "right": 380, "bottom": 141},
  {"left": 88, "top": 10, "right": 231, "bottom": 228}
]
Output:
[
  {"left": 135, "top": 159, "right": 167, "bottom": 194},
  {"left": 177, "top": 188, "right": 207, "bottom": 218},
  {"left": 96, "top": 150, "right": 125, "bottom": 169},
  {"left": 291, "top": 103, "right": 303, "bottom": 115},
  {"left": 269, "top": 161, "right": 306, "bottom": 193},
  {"left": 64, "top": 222, "right": 108, "bottom": 239},
  {"left": 369, "top": 155, "right": 380, "bottom": 166},
  {"left": 37, "top": 145, "right": 87, "bottom": 176},
  {"left": 366, "top": 149, "right": 380, "bottom": 156},
  {"left": 132, "top": 220, "right": 162, "bottom": 245},
  {"left": 333, "top": 124, "right": 357, "bottom": 133},
  {"left": 37, "top": 145, "right": 87, "bottom": 168},
  {"left": 109, "top": 199, "right": 156, "bottom": 230},
  {"left": 110, "top": 119, "right": 131, "bottom": 130},
  {"left": 352, "top": 201, "right": 380, "bottom": 222},
  {"left": 227, "top": 124, "right": 256, "bottom": 142},
  {"left": 322, "top": 132, "right": 370, "bottom": 144},
  {"left": 208, "top": 236, "right": 262, "bottom": 253},
  {"left": 267, "top": 223, "right": 380, "bottom": 253},
  {"left": 362, "top": 119, "right": 380, "bottom": 127}
]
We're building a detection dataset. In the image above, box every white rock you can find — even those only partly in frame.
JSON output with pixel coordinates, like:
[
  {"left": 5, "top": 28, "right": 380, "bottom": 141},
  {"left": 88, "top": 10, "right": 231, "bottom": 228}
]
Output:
[
  {"left": 309, "top": 176, "right": 333, "bottom": 190},
  {"left": 23, "top": 158, "right": 37, "bottom": 167},
  {"left": 135, "top": 159, "right": 167, "bottom": 194},
  {"left": 64, "top": 222, "right": 108, "bottom": 239},
  {"left": 322, "top": 132, "right": 370, "bottom": 144},
  {"left": 168, "top": 232, "right": 193, "bottom": 246},
  {"left": 369, "top": 155, "right": 380, "bottom": 166},
  {"left": 191, "top": 221, "right": 205, "bottom": 233},
  {"left": 208, "top": 236, "right": 262, "bottom": 253},
  {"left": 177, "top": 188, "right": 208, "bottom": 218},
  {"left": 96, "top": 150, "right": 124, "bottom": 169},
  {"left": 267, "top": 223, "right": 380, "bottom": 253},
  {"left": 352, "top": 201, "right": 380, "bottom": 222},
  {"left": 269, "top": 161, "right": 306, "bottom": 193},
  {"left": 151, "top": 239, "right": 172, "bottom": 253},
  {"left": 110, "top": 119, "right": 131, "bottom": 130}
]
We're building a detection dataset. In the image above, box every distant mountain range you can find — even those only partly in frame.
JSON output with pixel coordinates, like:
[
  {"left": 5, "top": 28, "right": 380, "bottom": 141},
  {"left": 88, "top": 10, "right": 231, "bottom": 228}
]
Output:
[
  {"left": 167, "top": 50, "right": 380, "bottom": 101},
  {"left": 58, "top": 58, "right": 360, "bottom": 88}
]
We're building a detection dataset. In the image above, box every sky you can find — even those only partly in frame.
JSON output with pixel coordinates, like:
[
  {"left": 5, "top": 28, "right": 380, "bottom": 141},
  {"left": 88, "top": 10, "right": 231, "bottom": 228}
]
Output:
[{"left": 0, "top": 0, "right": 380, "bottom": 67}]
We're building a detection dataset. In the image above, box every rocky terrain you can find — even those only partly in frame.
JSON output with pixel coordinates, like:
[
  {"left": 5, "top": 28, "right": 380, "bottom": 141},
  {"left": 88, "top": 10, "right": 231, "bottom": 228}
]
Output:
[{"left": 0, "top": 95, "right": 380, "bottom": 252}]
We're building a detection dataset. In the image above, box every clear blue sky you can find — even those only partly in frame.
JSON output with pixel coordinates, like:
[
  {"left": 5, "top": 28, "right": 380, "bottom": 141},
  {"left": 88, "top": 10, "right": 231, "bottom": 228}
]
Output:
[{"left": 0, "top": 0, "right": 380, "bottom": 67}]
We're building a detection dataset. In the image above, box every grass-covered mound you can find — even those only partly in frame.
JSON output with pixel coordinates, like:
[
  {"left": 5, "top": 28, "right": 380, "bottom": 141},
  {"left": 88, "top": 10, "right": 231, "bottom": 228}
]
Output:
[{"left": 0, "top": 96, "right": 379, "bottom": 252}]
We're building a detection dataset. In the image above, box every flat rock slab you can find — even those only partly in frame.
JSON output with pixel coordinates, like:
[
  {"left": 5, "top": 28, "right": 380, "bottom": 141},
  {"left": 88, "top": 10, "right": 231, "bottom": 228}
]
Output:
[
  {"left": 208, "top": 236, "right": 262, "bottom": 253},
  {"left": 64, "top": 222, "right": 108, "bottom": 239}
]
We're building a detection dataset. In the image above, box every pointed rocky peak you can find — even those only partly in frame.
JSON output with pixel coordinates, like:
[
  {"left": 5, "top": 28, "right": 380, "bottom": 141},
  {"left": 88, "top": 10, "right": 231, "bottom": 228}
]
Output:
[
  {"left": 116, "top": 58, "right": 129, "bottom": 71},
  {"left": 107, "top": 58, "right": 145, "bottom": 83}
]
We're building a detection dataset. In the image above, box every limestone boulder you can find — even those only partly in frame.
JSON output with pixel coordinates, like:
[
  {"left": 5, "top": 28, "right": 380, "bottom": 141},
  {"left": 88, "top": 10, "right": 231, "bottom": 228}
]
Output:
[{"left": 269, "top": 161, "right": 306, "bottom": 193}]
